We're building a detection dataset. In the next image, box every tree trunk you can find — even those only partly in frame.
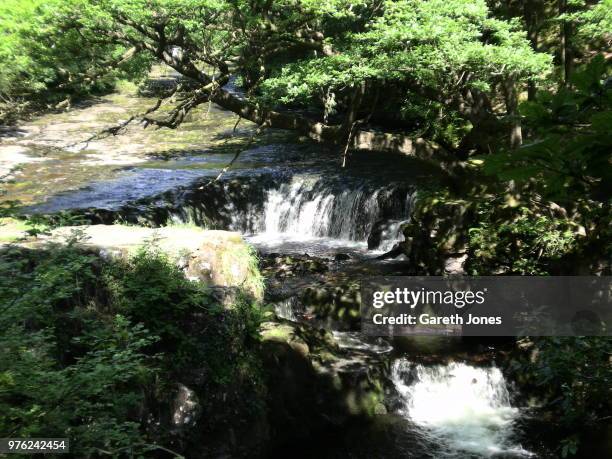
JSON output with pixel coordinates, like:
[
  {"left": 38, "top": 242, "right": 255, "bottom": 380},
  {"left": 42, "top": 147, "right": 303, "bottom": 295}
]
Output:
[
  {"left": 503, "top": 77, "right": 523, "bottom": 149},
  {"left": 559, "top": 0, "right": 573, "bottom": 86},
  {"left": 457, "top": 88, "right": 502, "bottom": 155},
  {"left": 523, "top": 0, "right": 539, "bottom": 100}
]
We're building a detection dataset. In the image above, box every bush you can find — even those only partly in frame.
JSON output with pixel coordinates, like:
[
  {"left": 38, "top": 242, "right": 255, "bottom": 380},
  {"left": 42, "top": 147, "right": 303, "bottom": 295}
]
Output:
[
  {"left": 0, "top": 242, "right": 156, "bottom": 457},
  {"left": 104, "top": 245, "right": 266, "bottom": 414},
  {"left": 510, "top": 336, "right": 612, "bottom": 457},
  {"left": 0, "top": 240, "right": 265, "bottom": 457},
  {"left": 467, "top": 202, "right": 577, "bottom": 275}
]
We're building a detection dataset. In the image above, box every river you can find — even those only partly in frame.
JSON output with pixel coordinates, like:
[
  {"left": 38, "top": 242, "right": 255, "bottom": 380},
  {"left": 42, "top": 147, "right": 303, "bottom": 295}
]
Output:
[{"left": 0, "top": 81, "right": 570, "bottom": 458}]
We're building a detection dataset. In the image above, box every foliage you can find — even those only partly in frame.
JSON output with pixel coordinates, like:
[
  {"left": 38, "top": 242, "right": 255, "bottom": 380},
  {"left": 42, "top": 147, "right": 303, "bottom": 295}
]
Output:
[
  {"left": 103, "top": 245, "right": 263, "bottom": 381},
  {"left": 482, "top": 55, "right": 611, "bottom": 208},
  {"left": 466, "top": 56, "right": 611, "bottom": 275},
  {"left": 510, "top": 336, "right": 612, "bottom": 455},
  {"left": 261, "top": 0, "right": 549, "bottom": 99},
  {"left": 0, "top": 0, "right": 151, "bottom": 122},
  {"left": 564, "top": 0, "right": 612, "bottom": 56},
  {"left": 256, "top": 0, "right": 551, "bottom": 144},
  {"left": 0, "top": 240, "right": 265, "bottom": 456},
  {"left": 467, "top": 203, "right": 576, "bottom": 275},
  {"left": 0, "top": 241, "right": 156, "bottom": 457},
  {"left": 0, "top": 0, "right": 553, "bottom": 146}
]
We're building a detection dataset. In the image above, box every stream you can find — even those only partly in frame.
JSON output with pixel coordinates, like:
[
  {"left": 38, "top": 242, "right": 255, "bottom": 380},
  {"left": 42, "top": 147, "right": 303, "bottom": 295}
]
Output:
[{"left": 1, "top": 83, "right": 545, "bottom": 458}]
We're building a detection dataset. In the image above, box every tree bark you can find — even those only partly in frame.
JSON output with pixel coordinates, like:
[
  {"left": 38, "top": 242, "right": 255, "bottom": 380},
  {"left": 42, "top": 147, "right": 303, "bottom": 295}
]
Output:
[
  {"left": 503, "top": 77, "right": 523, "bottom": 149},
  {"left": 559, "top": 0, "right": 573, "bottom": 86},
  {"left": 523, "top": 0, "right": 539, "bottom": 100}
]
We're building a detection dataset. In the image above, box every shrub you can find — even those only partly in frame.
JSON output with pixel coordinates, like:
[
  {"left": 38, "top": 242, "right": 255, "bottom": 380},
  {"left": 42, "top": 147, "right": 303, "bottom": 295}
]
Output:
[{"left": 0, "top": 240, "right": 265, "bottom": 456}]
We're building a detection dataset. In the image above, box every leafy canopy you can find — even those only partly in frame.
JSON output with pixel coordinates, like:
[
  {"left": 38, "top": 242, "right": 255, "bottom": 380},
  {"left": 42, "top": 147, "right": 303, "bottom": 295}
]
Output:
[{"left": 260, "top": 0, "right": 550, "bottom": 106}]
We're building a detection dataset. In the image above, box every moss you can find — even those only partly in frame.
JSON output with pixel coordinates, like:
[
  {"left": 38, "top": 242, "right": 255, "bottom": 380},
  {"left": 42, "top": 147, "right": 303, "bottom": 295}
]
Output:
[
  {"left": 0, "top": 217, "right": 31, "bottom": 242},
  {"left": 260, "top": 322, "right": 295, "bottom": 342},
  {"left": 218, "top": 240, "right": 265, "bottom": 301},
  {"left": 163, "top": 220, "right": 207, "bottom": 231}
]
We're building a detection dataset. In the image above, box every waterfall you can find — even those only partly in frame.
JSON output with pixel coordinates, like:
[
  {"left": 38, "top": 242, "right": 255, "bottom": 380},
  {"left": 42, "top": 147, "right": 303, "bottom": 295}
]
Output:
[
  {"left": 391, "top": 360, "right": 533, "bottom": 458},
  {"left": 273, "top": 296, "right": 303, "bottom": 321},
  {"left": 249, "top": 174, "right": 412, "bottom": 250}
]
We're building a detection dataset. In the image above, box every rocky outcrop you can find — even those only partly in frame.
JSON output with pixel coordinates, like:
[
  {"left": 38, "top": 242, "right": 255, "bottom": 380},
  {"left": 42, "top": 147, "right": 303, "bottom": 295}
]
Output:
[
  {"left": 16, "top": 224, "right": 264, "bottom": 301},
  {"left": 261, "top": 253, "right": 362, "bottom": 329},
  {"left": 259, "top": 321, "right": 388, "bottom": 448},
  {"left": 399, "top": 194, "right": 474, "bottom": 275}
]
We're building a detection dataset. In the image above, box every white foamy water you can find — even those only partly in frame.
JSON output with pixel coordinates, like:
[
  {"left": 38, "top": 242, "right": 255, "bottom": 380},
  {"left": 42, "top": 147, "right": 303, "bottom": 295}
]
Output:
[
  {"left": 242, "top": 174, "right": 413, "bottom": 254},
  {"left": 332, "top": 331, "right": 393, "bottom": 354},
  {"left": 392, "top": 360, "right": 534, "bottom": 458},
  {"left": 261, "top": 176, "right": 381, "bottom": 240}
]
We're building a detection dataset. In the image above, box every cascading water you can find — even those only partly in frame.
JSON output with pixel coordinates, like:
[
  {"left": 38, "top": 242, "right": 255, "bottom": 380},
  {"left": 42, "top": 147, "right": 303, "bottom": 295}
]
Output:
[
  {"left": 261, "top": 175, "right": 380, "bottom": 239},
  {"left": 391, "top": 359, "right": 533, "bottom": 458},
  {"left": 241, "top": 173, "right": 413, "bottom": 254}
]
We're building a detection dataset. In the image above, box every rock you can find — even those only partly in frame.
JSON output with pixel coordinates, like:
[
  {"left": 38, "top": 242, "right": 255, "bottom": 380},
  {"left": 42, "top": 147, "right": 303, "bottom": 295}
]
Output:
[
  {"left": 400, "top": 196, "right": 474, "bottom": 274},
  {"left": 171, "top": 384, "right": 201, "bottom": 428},
  {"left": 259, "top": 320, "right": 389, "bottom": 443},
  {"left": 367, "top": 220, "right": 385, "bottom": 249},
  {"left": 367, "top": 219, "right": 406, "bottom": 250},
  {"left": 17, "top": 224, "right": 264, "bottom": 301},
  {"left": 334, "top": 253, "right": 351, "bottom": 261},
  {"left": 260, "top": 252, "right": 329, "bottom": 278},
  {"left": 444, "top": 253, "right": 468, "bottom": 275}
]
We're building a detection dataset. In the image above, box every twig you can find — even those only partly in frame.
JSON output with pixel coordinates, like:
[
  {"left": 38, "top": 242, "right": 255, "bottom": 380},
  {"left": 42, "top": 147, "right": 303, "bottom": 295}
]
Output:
[
  {"left": 233, "top": 115, "right": 242, "bottom": 132},
  {"left": 341, "top": 84, "right": 378, "bottom": 168},
  {"left": 341, "top": 121, "right": 357, "bottom": 168},
  {"left": 199, "top": 118, "right": 269, "bottom": 188}
]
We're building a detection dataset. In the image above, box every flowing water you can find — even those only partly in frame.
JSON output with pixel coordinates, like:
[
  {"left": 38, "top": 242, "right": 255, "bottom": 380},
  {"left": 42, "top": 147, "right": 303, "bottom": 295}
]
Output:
[
  {"left": 272, "top": 357, "right": 535, "bottom": 459},
  {"left": 233, "top": 172, "right": 415, "bottom": 255},
  {"left": 1, "top": 84, "right": 546, "bottom": 458},
  {"left": 392, "top": 360, "right": 533, "bottom": 458}
]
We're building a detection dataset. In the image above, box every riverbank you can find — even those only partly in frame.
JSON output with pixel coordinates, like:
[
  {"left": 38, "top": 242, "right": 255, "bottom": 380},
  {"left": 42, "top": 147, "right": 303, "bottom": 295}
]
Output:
[{"left": 1, "top": 77, "right": 609, "bottom": 458}]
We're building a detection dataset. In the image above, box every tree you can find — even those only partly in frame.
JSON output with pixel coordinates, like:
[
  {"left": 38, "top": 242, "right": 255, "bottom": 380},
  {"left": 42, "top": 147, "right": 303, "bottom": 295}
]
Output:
[
  {"left": 0, "top": 0, "right": 151, "bottom": 121},
  {"left": 469, "top": 55, "right": 611, "bottom": 275},
  {"left": 1, "top": 0, "right": 552, "bottom": 157}
]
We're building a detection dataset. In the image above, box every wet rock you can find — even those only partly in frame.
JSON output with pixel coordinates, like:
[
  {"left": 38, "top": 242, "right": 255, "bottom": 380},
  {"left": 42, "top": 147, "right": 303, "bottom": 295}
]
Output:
[
  {"left": 368, "top": 218, "right": 409, "bottom": 251},
  {"left": 260, "top": 253, "right": 329, "bottom": 278},
  {"left": 259, "top": 320, "right": 389, "bottom": 443},
  {"left": 171, "top": 384, "right": 201, "bottom": 428},
  {"left": 301, "top": 281, "right": 361, "bottom": 330},
  {"left": 334, "top": 253, "right": 351, "bottom": 261}
]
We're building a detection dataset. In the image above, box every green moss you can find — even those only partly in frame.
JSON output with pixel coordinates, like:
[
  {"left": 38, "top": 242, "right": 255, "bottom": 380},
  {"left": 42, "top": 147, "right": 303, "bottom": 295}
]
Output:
[
  {"left": 0, "top": 217, "right": 31, "bottom": 242},
  {"left": 219, "top": 241, "right": 265, "bottom": 301},
  {"left": 260, "top": 322, "right": 295, "bottom": 342}
]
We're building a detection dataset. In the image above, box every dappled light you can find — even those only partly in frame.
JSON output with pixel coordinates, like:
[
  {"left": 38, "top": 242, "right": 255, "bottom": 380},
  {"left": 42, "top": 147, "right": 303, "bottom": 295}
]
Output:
[{"left": 1, "top": 0, "right": 610, "bottom": 457}]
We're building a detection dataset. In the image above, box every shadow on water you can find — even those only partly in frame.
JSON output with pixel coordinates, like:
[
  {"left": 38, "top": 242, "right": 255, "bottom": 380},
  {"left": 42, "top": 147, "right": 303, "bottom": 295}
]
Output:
[{"left": 0, "top": 126, "right": 28, "bottom": 139}]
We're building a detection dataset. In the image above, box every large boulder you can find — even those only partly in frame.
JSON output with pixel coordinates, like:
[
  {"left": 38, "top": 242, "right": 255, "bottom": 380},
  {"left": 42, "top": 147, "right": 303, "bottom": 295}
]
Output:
[
  {"left": 259, "top": 320, "right": 388, "bottom": 445},
  {"left": 17, "top": 224, "right": 264, "bottom": 301}
]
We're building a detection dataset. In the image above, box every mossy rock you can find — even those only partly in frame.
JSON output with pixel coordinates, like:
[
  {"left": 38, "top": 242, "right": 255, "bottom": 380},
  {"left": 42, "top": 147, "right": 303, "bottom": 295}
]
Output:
[
  {"left": 259, "top": 319, "right": 389, "bottom": 443},
  {"left": 17, "top": 224, "right": 264, "bottom": 301},
  {"left": 401, "top": 193, "right": 475, "bottom": 274}
]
